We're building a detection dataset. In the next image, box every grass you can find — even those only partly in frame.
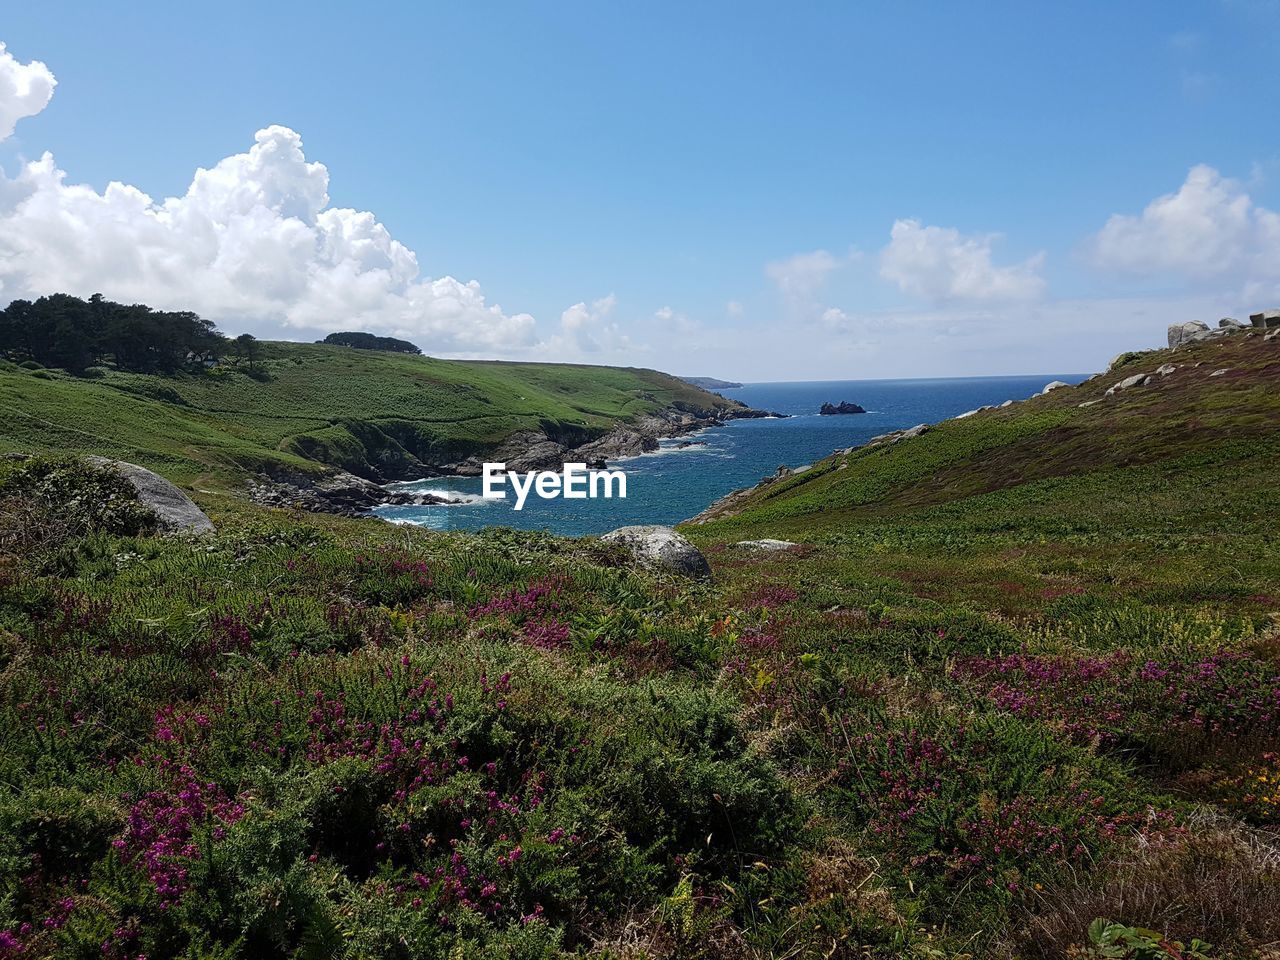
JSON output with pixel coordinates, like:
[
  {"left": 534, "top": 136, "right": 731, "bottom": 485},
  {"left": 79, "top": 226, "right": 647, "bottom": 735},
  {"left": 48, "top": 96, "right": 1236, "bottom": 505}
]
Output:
[
  {"left": 0, "top": 342, "right": 741, "bottom": 491},
  {"left": 1, "top": 330, "right": 1279, "bottom": 958}
]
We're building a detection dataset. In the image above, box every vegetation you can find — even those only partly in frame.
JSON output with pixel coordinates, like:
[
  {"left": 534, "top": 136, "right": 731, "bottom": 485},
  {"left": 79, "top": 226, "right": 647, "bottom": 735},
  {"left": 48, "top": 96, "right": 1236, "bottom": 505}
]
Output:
[
  {"left": 0, "top": 326, "right": 742, "bottom": 490},
  {"left": 1, "top": 331, "right": 1278, "bottom": 957},
  {"left": 321, "top": 332, "right": 423, "bottom": 355},
  {"left": 0, "top": 294, "right": 224, "bottom": 375}
]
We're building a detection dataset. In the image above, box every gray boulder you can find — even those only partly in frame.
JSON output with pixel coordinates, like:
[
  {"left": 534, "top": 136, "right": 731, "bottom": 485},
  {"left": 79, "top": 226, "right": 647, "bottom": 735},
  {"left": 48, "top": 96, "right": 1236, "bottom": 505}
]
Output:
[
  {"left": 88, "top": 457, "right": 214, "bottom": 534},
  {"left": 1105, "top": 373, "right": 1150, "bottom": 396},
  {"left": 1219, "top": 317, "right": 1245, "bottom": 328},
  {"left": 1040, "top": 380, "right": 1069, "bottom": 395},
  {"left": 735, "top": 538, "right": 798, "bottom": 551},
  {"left": 601, "top": 525, "right": 711, "bottom": 579},
  {"left": 1168, "top": 321, "right": 1210, "bottom": 348}
]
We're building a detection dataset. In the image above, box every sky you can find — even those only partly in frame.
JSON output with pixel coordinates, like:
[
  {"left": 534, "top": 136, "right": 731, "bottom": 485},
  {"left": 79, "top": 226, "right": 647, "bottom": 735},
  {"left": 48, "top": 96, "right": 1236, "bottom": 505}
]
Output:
[{"left": 1, "top": 1, "right": 1279, "bottom": 380}]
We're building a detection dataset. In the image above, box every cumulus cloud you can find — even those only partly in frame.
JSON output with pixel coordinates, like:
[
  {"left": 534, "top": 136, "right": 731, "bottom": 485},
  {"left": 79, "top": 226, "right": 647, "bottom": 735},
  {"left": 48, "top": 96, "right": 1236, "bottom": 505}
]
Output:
[
  {"left": 0, "top": 122, "right": 536, "bottom": 353},
  {"left": 765, "top": 249, "right": 841, "bottom": 299},
  {"left": 880, "top": 219, "right": 1046, "bottom": 302},
  {"left": 0, "top": 42, "right": 55, "bottom": 141},
  {"left": 557, "top": 294, "right": 622, "bottom": 353},
  {"left": 1090, "top": 164, "right": 1280, "bottom": 284}
]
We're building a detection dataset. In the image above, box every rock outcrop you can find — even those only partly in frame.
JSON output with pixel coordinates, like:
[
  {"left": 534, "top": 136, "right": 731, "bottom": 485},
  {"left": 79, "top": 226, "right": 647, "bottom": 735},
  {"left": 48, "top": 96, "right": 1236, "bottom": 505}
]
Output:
[
  {"left": 1040, "top": 381, "right": 1069, "bottom": 395},
  {"left": 1168, "top": 321, "right": 1211, "bottom": 348},
  {"left": 735, "top": 539, "right": 798, "bottom": 551},
  {"left": 819, "top": 401, "right": 866, "bottom": 415},
  {"left": 248, "top": 470, "right": 450, "bottom": 516},
  {"left": 88, "top": 457, "right": 214, "bottom": 534},
  {"left": 600, "top": 525, "right": 711, "bottom": 579}
]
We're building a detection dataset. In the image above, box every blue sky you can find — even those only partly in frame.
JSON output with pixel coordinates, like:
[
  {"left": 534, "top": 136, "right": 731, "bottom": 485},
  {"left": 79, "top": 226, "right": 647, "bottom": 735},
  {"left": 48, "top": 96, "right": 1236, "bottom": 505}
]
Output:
[{"left": 2, "top": 1, "right": 1279, "bottom": 379}]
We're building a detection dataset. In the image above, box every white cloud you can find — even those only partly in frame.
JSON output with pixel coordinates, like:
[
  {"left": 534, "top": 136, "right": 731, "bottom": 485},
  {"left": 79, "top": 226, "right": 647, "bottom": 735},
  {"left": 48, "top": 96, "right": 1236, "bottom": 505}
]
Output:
[
  {"left": 880, "top": 219, "right": 1046, "bottom": 302},
  {"left": 726, "top": 300, "right": 743, "bottom": 318},
  {"left": 0, "top": 42, "right": 55, "bottom": 142},
  {"left": 557, "top": 293, "right": 622, "bottom": 353},
  {"left": 0, "top": 123, "right": 536, "bottom": 353},
  {"left": 1090, "top": 164, "right": 1280, "bottom": 285},
  {"left": 765, "top": 249, "right": 841, "bottom": 299},
  {"left": 654, "top": 304, "right": 700, "bottom": 337}
]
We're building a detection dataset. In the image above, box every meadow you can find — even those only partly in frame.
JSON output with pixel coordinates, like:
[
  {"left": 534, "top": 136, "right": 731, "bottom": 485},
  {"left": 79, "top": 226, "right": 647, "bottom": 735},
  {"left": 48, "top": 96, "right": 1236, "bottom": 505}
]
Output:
[
  {"left": 1, "top": 330, "right": 1279, "bottom": 958},
  {"left": 0, "top": 341, "right": 740, "bottom": 490}
]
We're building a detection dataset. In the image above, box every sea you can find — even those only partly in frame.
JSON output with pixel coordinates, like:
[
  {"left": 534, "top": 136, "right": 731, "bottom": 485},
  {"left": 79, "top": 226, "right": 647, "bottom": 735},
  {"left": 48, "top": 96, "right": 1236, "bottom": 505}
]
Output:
[{"left": 374, "top": 374, "right": 1088, "bottom": 537}]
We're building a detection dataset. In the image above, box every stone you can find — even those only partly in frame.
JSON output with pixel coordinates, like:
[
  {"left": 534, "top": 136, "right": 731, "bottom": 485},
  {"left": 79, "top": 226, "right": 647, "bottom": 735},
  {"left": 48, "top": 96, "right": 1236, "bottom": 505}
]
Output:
[
  {"left": 1155, "top": 363, "right": 1177, "bottom": 376},
  {"left": 1249, "top": 309, "right": 1280, "bottom": 329},
  {"left": 1219, "top": 318, "right": 1245, "bottom": 328},
  {"left": 88, "top": 457, "right": 214, "bottom": 534},
  {"left": 600, "top": 525, "right": 711, "bottom": 579},
  {"left": 1078, "top": 400, "right": 1102, "bottom": 408},
  {"left": 1040, "top": 380, "right": 1070, "bottom": 395},
  {"left": 1168, "top": 321, "right": 1211, "bottom": 347},
  {"left": 735, "top": 539, "right": 798, "bottom": 551},
  {"left": 1210, "top": 368, "right": 1230, "bottom": 377},
  {"left": 1105, "top": 373, "right": 1149, "bottom": 396}
]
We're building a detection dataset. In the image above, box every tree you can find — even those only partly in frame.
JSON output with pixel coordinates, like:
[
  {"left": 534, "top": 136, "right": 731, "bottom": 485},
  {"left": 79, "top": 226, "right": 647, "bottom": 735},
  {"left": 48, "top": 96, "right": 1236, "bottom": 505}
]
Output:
[
  {"left": 0, "top": 293, "right": 231, "bottom": 374},
  {"left": 320, "top": 331, "right": 422, "bottom": 355},
  {"left": 231, "top": 333, "right": 261, "bottom": 369}
]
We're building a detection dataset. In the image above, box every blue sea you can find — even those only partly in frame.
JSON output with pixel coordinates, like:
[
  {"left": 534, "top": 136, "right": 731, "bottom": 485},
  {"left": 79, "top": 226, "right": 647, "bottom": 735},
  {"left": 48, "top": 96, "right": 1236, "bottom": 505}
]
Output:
[{"left": 375, "top": 374, "right": 1087, "bottom": 536}]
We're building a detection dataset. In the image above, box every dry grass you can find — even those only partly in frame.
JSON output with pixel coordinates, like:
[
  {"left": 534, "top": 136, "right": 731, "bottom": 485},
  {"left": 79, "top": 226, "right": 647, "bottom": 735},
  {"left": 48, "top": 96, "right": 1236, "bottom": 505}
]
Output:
[{"left": 1004, "top": 810, "right": 1280, "bottom": 959}]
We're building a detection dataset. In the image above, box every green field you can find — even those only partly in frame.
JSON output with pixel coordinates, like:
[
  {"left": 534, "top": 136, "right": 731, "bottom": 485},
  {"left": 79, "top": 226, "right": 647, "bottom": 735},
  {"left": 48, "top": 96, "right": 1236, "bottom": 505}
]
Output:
[
  {"left": 1, "top": 331, "right": 1278, "bottom": 958},
  {"left": 0, "top": 341, "right": 741, "bottom": 489}
]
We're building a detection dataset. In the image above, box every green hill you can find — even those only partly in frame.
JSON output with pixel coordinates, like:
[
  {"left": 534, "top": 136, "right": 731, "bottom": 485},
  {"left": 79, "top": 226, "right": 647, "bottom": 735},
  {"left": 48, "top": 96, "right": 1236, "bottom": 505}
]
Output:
[
  {"left": 0, "top": 340, "right": 742, "bottom": 490},
  {"left": 691, "top": 330, "right": 1280, "bottom": 568}
]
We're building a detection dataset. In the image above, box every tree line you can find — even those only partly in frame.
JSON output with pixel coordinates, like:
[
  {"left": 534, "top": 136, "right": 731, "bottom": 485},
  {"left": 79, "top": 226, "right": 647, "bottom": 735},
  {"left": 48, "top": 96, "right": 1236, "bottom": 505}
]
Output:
[
  {"left": 320, "top": 331, "right": 421, "bottom": 354},
  {"left": 0, "top": 293, "right": 260, "bottom": 374}
]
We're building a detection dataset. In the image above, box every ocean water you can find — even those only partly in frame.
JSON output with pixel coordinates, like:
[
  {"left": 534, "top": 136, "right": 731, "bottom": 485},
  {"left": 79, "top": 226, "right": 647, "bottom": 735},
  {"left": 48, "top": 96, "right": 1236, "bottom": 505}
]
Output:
[{"left": 375, "top": 374, "right": 1087, "bottom": 536}]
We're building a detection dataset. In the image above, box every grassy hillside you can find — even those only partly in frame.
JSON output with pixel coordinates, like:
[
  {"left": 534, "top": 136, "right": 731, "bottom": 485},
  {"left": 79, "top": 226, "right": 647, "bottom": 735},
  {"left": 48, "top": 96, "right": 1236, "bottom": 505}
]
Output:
[
  {"left": 0, "top": 341, "right": 742, "bottom": 489},
  {"left": 1, "top": 330, "right": 1279, "bottom": 958}
]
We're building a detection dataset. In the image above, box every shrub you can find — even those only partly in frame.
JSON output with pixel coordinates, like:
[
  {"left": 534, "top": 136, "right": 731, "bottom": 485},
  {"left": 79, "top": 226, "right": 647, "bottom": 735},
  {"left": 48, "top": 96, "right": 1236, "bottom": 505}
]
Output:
[{"left": 0, "top": 458, "right": 157, "bottom": 566}]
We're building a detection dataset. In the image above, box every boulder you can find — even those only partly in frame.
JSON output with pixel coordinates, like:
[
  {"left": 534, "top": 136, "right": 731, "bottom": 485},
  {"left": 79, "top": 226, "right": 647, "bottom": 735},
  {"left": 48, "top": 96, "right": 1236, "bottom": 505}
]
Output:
[
  {"left": 1219, "top": 317, "right": 1245, "bottom": 328},
  {"left": 1105, "top": 373, "right": 1149, "bottom": 396},
  {"left": 1249, "top": 309, "right": 1280, "bottom": 329},
  {"left": 1040, "top": 380, "right": 1069, "bottom": 395},
  {"left": 1155, "top": 363, "right": 1177, "bottom": 376},
  {"left": 600, "top": 525, "right": 711, "bottom": 579},
  {"left": 1168, "top": 321, "right": 1210, "bottom": 348},
  {"left": 88, "top": 457, "right": 214, "bottom": 534},
  {"left": 735, "top": 538, "right": 798, "bottom": 551}
]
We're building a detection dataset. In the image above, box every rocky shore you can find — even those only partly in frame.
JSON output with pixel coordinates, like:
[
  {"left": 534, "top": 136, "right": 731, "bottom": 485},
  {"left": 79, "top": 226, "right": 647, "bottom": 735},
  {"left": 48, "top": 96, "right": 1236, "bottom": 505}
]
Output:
[
  {"left": 246, "top": 401, "right": 777, "bottom": 517},
  {"left": 247, "top": 469, "right": 456, "bottom": 517}
]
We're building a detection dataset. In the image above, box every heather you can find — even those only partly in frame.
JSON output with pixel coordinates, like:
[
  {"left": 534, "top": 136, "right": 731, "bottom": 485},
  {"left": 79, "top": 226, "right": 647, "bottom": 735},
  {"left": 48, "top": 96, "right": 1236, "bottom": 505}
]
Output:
[{"left": 2, "top": 330, "right": 1280, "bottom": 957}]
